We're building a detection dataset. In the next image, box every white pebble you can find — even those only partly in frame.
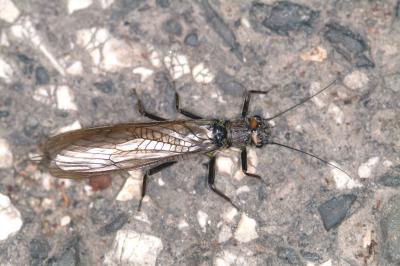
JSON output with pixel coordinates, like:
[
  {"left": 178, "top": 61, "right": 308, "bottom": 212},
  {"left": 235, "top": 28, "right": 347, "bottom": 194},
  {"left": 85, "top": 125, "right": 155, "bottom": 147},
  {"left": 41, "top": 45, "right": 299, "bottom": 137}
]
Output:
[
  {"left": 101, "top": 38, "right": 141, "bottom": 72},
  {"left": 147, "top": 45, "right": 162, "bottom": 67},
  {"left": 192, "top": 63, "right": 214, "bottom": 84},
  {"left": 218, "top": 224, "right": 232, "bottom": 243},
  {"left": 330, "top": 161, "right": 362, "bottom": 189},
  {"left": 0, "top": 193, "right": 23, "bottom": 241},
  {"left": 60, "top": 216, "right": 71, "bottom": 226},
  {"left": 33, "top": 85, "right": 55, "bottom": 106},
  {"left": 104, "top": 230, "right": 163, "bottom": 266},
  {"left": 319, "top": 259, "right": 332, "bottom": 266},
  {"left": 178, "top": 219, "right": 189, "bottom": 230},
  {"left": 56, "top": 120, "right": 82, "bottom": 134},
  {"left": 157, "top": 177, "right": 165, "bottom": 186},
  {"left": 197, "top": 210, "right": 208, "bottom": 233},
  {"left": 309, "top": 82, "right": 326, "bottom": 108},
  {"left": 0, "top": 57, "right": 13, "bottom": 83},
  {"left": 66, "top": 61, "right": 83, "bottom": 76},
  {"left": 358, "top": 156, "right": 380, "bottom": 179},
  {"left": 216, "top": 153, "right": 236, "bottom": 177},
  {"left": 236, "top": 185, "right": 250, "bottom": 195},
  {"left": 222, "top": 207, "right": 238, "bottom": 223},
  {"left": 344, "top": 70, "right": 369, "bottom": 90},
  {"left": 215, "top": 251, "right": 246, "bottom": 266},
  {"left": 56, "top": 86, "right": 78, "bottom": 111},
  {"left": 133, "top": 67, "right": 154, "bottom": 82},
  {"left": 0, "top": 138, "right": 13, "bottom": 169},
  {"left": 327, "top": 103, "right": 344, "bottom": 125},
  {"left": 67, "top": 0, "right": 93, "bottom": 14},
  {"left": 99, "top": 0, "right": 115, "bottom": 9},
  {"left": 116, "top": 170, "right": 143, "bottom": 201},
  {"left": 234, "top": 213, "right": 258, "bottom": 243},
  {"left": 0, "top": 31, "right": 10, "bottom": 46},
  {"left": 164, "top": 53, "right": 190, "bottom": 80},
  {"left": 0, "top": 0, "right": 20, "bottom": 23}
]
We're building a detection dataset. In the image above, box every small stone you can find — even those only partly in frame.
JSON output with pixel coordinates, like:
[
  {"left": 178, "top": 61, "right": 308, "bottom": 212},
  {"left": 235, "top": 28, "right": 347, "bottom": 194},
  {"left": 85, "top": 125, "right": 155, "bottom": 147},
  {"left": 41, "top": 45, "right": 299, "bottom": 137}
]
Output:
[
  {"left": 344, "top": 70, "right": 369, "bottom": 90},
  {"left": 222, "top": 207, "right": 238, "bottom": 223},
  {"left": 99, "top": 0, "right": 114, "bottom": 9},
  {"left": 156, "top": 0, "right": 169, "bottom": 8},
  {"left": 0, "top": 138, "right": 13, "bottom": 168},
  {"left": 99, "top": 212, "right": 129, "bottom": 235},
  {"left": 56, "top": 86, "right": 78, "bottom": 111},
  {"left": 277, "top": 247, "right": 301, "bottom": 265},
  {"left": 60, "top": 216, "right": 71, "bottom": 226},
  {"left": 66, "top": 61, "right": 83, "bottom": 76},
  {"left": 163, "top": 18, "right": 182, "bottom": 36},
  {"left": 33, "top": 85, "right": 55, "bottom": 106},
  {"left": 103, "top": 230, "right": 163, "bottom": 266},
  {"left": 319, "top": 259, "right": 332, "bottom": 266},
  {"left": 0, "top": 193, "right": 23, "bottom": 241},
  {"left": 67, "top": 0, "right": 93, "bottom": 14},
  {"left": 358, "top": 156, "right": 379, "bottom": 178},
  {"left": 133, "top": 67, "right": 154, "bottom": 82},
  {"left": 178, "top": 219, "right": 189, "bottom": 230},
  {"left": 215, "top": 251, "right": 246, "bottom": 266},
  {"left": 0, "top": 0, "right": 20, "bottom": 23},
  {"left": 218, "top": 224, "right": 232, "bottom": 243},
  {"left": 116, "top": 171, "right": 143, "bottom": 201},
  {"left": 379, "top": 165, "right": 400, "bottom": 187},
  {"left": 184, "top": 32, "right": 199, "bottom": 47},
  {"left": 327, "top": 103, "right": 344, "bottom": 125},
  {"left": 35, "top": 66, "right": 50, "bottom": 85},
  {"left": 57, "top": 120, "right": 82, "bottom": 134},
  {"left": 29, "top": 238, "right": 50, "bottom": 260},
  {"left": 0, "top": 57, "right": 14, "bottom": 83},
  {"left": 300, "top": 46, "right": 327, "bottom": 62},
  {"left": 0, "top": 31, "right": 9, "bottom": 46},
  {"left": 94, "top": 80, "right": 113, "bottom": 94},
  {"left": 164, "top": 53, "right": 190, "bottom": 80},
  {"left": 234, "top": 213, "right": 258, "bottom": 243},
  {"left": 197, "top": 210, "right": 208, "bottom": 233},
  {"left": 318, "top": 194, "right": 357, "bottom": 231},
  {"left": 330, "top": 161, "right": 362, "bottom": 189},
  {"left": 192, "top": 63, "right": 214, "bottom": 84},
  {"left": 380, "top": 195, "right": 400, "bottom": 264},
  {"left": 384, "top": 73, "right": 400, "bottom": 92}
]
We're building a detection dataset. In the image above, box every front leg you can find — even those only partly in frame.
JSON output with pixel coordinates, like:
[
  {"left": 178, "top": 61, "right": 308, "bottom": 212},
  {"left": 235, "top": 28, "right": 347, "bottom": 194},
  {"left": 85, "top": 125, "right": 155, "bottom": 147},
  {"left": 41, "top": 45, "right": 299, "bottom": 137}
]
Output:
[{"left": 241, "top": 148, "right": 265, "bottom": 183}]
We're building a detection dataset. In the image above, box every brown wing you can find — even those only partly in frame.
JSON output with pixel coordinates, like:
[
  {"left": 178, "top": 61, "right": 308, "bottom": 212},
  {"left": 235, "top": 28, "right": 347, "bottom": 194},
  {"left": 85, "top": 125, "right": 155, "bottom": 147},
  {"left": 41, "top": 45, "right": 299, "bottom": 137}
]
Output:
[{"left": 41, "top": 120, "right": 219, "bottom": 179}]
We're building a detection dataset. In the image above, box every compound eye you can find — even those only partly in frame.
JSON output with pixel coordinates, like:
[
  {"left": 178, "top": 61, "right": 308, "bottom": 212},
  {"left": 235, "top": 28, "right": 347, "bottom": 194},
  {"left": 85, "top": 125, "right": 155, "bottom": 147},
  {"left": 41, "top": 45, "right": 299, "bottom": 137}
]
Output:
[{"left": 249, "top": 117, "right": 258, "bottom": 130}]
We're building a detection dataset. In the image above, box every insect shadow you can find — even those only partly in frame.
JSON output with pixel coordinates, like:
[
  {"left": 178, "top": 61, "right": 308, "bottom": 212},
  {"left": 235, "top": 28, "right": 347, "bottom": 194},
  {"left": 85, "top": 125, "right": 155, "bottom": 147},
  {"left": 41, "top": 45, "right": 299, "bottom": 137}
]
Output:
[{"left": 39, "top": 67, "right": 351, "bottom": 211}]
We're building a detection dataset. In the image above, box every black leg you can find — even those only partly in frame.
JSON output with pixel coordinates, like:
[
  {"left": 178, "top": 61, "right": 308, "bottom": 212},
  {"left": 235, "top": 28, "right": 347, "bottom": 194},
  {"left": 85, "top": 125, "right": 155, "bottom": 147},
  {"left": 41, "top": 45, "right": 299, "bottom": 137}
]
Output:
[
  {"left": 207, "top": 157, "right": 239, "bottom": 210},
  {"left": 132, "top": 89, "right": 166, "bottom": 121},
  {"left": 138, "top": 161, "right": 176, "bottom": 211},
  {"left": 175, "top": 92, "right": 202, "bottom": 119},
  {"left": 241, "top": 89, "right": 273, "bottom": 118},
  {"left": 241, "top": 148, "right": 265, "bottom": 183}
]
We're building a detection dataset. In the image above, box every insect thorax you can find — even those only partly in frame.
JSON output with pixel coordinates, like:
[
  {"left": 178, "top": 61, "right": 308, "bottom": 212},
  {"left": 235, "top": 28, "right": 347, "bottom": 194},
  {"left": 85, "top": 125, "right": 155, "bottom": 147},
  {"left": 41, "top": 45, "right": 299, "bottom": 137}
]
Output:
[{"left": 225, "top": 119, "right": 252, "bottom": 148}]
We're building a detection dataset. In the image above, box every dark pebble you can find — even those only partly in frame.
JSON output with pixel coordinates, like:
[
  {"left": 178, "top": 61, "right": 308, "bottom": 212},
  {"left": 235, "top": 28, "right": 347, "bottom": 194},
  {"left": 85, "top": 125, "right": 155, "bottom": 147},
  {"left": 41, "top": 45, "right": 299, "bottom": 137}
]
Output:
[
  {"left": 0, "top": 110, "right": 10, "bottom": 118},
  {"left": 17, "top": 53, "right": 34, "bottom": 64},
  {"left": 99, "top": 212, "right": 129, "bottom": 235},
  {"left": 380, "top": 195, "right": 400, "bottom": 264},
  {"left": 47, "top": 236, "right": 85, "bottom": 266},
  {"left": 324, "top": 23, "right": 374, "bottom": 68},
  {"left": 24, "top": 116, "right": 39, "bottom": 137},
  {"left": 94, "top": 80, "right": 113, "bottom": 94},
  {"left": 378, "top": 165, "right": 400, "bottom": 187},
  {"left": 201, "top": 0, "right": 243, "bottom": 62},
  {"left": 318, "top": 194, "right": 357, "bottom": 230},
  {"left": 156, "top": 0, "right": 170, "bottom": 8},
  {"left": 163, "top": 18, "right": 183, "bottom": 36},
  {"left": 215, "top": 71, "right": 244, "bottom": 97},
  {"left": 35, "top": 66, "right": 50, "bottom": 85},
  {"left": 184, "top": 32, "right": 199, "bottom": 47},
  {"left": 277, "top": 247, "right": 301, "bottom": 265},
  {"left": 300, "top": 250, "right": 320, "bottom": 262},
  {"left": 251, "top": 1, "right": 319, "bottom": 35},
  {"left": 396, "top": 0, "right": 400, "bottom": 19},
  {"left": 29, "top": 238, "right": 50, "bottom": 259}
]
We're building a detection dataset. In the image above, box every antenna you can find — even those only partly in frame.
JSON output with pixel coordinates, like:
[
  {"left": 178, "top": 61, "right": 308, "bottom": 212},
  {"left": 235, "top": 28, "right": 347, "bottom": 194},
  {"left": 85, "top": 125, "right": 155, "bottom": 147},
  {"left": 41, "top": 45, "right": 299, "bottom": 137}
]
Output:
[
  {"left": 268, "top": 141, "right": 352, "bottom": 178},
  {"left": 267, "top": 73, "right": 346, "bottom": 121}
]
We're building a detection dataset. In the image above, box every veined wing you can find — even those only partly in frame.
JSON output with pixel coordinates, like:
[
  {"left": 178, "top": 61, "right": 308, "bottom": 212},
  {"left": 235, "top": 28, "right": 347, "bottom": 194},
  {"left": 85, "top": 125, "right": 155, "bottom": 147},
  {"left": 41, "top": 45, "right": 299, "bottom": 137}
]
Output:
[{"left": 42, "top": 120, "right": 218, "bottom": 179}]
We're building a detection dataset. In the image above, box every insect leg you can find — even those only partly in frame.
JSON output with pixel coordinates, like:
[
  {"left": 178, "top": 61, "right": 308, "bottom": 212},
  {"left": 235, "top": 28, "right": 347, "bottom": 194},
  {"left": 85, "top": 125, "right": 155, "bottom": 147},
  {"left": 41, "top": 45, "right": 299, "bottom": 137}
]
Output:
[
  {"left": 132, "top": 89, "right": 166, "bottom": 121},
  {"left": 138, "top": 161, "right": 176, "bottom": 211},
  {"left": 241, "top": 90, "right": 272, "bottom": 118},
  {"left": 175, "top": 92, "right": 202, "bottom": 119},
  {"left": 207, "top": 156, "right": 239, "bottom": 210},
  {"left": 241, "top": 148, "right": 265, "bottom": 183}
]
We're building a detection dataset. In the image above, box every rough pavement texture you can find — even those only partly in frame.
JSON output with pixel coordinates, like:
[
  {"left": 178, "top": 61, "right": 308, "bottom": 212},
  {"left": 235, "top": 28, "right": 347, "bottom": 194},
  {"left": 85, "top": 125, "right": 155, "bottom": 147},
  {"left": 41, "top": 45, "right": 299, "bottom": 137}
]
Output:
[{"left": 0, "top": 0, "right": 399, "bottom": 265}]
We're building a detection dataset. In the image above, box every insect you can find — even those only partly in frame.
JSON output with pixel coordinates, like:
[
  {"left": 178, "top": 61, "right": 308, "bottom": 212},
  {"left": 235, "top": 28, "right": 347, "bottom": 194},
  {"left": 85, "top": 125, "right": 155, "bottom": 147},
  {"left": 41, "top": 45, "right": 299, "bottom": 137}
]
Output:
[{"left": 40, "top": 74, "right": 350, "bottom": 210}]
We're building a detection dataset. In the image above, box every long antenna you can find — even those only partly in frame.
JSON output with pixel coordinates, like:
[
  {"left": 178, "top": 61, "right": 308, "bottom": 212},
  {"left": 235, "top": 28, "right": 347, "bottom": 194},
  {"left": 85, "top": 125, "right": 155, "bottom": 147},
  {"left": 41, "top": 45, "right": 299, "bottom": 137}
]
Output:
[
  {"left": 267, "top": 73, "right": 345, "bottom": 121},
  {"left": 269, "top": 141, "right": 352, "bottom": 178}
]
